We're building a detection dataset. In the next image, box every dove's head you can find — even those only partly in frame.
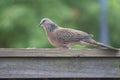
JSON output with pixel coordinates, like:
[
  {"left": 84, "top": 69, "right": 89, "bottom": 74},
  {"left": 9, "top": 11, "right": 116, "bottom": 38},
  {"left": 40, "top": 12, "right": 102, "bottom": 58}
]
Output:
[
  {"left": 39, "top": 18, "right": 58, "bottom": 32},
  {"left": 40, "top": 18, "right": 55, "bottom": 27}
]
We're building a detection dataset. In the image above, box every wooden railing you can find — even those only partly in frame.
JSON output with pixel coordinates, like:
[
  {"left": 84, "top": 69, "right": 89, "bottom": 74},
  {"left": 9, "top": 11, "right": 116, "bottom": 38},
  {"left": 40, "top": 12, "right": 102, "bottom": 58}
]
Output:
[{"left": 0, "top": 48, "right": 120, "bottom": 78}]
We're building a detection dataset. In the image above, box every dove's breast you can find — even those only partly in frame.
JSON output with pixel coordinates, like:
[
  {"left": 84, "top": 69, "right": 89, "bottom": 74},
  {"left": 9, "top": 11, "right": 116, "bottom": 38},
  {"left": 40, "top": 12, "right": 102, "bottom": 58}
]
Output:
[{"left": 45, "top": 29, "right": 61, "bottom": 47}]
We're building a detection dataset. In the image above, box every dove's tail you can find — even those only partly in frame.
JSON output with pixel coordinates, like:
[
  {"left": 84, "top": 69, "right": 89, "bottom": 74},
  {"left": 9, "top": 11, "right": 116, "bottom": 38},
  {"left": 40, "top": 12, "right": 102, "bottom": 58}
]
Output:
[{"left": 87, "top": 39, "right": 119, "bottom": 51}]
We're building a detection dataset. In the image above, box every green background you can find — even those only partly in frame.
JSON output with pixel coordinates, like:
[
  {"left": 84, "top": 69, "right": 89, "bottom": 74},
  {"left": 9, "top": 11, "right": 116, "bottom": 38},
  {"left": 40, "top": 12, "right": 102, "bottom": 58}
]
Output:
[{"left": 0, "top": 0, "right": 119, "bottom": 48}]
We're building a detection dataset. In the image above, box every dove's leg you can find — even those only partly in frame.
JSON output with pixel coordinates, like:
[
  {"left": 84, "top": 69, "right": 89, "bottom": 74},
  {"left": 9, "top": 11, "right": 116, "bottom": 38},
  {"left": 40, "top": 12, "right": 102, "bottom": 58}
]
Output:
[{"left": 61, "top": 44, "right": 70, "bottom": 49}]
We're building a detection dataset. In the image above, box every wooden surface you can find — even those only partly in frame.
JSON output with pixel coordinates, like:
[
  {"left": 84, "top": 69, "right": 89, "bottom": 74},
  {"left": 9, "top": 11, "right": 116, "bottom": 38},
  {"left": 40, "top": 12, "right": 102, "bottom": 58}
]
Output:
[
  {"left": 0, "top": 48, "right": 120, "bottom": 57},
  {"left": 0, "top": 48, "right": 120, "bottom": 78}
]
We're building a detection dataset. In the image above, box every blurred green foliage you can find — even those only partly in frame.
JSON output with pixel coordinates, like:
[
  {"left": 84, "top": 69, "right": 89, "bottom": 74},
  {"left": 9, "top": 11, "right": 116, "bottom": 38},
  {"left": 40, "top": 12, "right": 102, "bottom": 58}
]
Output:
[{"left": 0, "top": 0, "right": 119, "bottom": 48}]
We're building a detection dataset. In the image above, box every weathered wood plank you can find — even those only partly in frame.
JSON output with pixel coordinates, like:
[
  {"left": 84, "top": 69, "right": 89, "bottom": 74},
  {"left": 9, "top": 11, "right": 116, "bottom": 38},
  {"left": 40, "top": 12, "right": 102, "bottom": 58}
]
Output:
[
  {"left": 0, "top": 57, "right": 120, "bottom": 78},
  {"left": 0, "top": 48, "right": 120, "bottom": 57},
  {"left": 0, "top": 48, "right": 120, "bottom": 78}
]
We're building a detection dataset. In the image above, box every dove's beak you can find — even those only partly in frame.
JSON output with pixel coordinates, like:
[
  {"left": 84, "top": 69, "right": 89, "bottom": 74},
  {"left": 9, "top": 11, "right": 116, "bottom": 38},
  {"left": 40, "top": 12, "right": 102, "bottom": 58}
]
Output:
[{"left": 39, "top": 23, "right": 42, "bottom": 27}]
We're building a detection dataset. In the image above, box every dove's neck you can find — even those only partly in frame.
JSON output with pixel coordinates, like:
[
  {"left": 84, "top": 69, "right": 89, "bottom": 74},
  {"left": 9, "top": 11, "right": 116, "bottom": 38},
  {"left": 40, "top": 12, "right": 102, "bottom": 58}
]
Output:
[{"left": 44, "top": 23, "right": 58, "bottom": 32}]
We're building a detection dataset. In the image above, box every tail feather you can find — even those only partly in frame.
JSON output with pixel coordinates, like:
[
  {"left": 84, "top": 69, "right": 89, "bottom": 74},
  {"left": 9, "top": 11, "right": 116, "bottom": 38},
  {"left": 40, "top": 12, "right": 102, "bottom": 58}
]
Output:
[
  {"left": 87, "top": 39, "right": 119, "bottom": 51},
  {"left": 95, "top": 42, "right": 119, "bottom": 51}
]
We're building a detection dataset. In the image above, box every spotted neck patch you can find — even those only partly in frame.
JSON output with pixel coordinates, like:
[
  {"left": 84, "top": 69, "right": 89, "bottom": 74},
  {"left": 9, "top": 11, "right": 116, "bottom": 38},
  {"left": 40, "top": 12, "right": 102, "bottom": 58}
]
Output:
[{"left": 48, "top": 23, "right": 57, "bottom": 32}]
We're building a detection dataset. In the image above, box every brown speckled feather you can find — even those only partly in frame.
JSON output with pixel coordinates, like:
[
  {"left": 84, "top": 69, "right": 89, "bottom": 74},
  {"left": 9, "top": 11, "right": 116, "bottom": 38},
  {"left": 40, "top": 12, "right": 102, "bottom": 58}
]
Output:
[{"left": 54, "top": 28, "right": 91, "bottom": 44}]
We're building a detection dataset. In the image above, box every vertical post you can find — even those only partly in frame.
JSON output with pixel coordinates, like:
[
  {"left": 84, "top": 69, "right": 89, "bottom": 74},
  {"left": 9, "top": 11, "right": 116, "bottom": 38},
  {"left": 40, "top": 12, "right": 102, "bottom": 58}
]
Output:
[{"left": 99, "top": 0, "right": 109, "bottom": 44}]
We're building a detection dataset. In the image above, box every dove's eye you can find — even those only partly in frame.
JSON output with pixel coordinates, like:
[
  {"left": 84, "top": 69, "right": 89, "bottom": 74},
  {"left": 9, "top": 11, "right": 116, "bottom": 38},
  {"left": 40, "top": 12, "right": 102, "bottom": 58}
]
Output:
[
  {"left": 40, "top": 19, "right": 46, "bottom": 25},
  {"left": 42, "top": 20, "right": 46, "bottom": 24}
]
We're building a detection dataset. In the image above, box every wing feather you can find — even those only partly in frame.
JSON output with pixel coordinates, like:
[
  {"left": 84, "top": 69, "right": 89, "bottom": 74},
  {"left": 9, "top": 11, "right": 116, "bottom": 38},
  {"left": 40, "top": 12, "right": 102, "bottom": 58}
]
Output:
[{"left": 54, "top": 28, "right": 91, "bottom": 44}]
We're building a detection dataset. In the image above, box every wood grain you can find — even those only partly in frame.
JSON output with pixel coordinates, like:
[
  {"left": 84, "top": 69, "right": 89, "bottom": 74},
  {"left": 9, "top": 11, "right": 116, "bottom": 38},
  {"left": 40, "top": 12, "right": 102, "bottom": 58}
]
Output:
[
  {"left": 0, "top": 57, "right": 120, "bottom": 78},
  {"left": 0, "top": 48, "right": 120, "bottom": 78},
  {"left": 0, "top": 48, "right": 119, "bottom": 57}
]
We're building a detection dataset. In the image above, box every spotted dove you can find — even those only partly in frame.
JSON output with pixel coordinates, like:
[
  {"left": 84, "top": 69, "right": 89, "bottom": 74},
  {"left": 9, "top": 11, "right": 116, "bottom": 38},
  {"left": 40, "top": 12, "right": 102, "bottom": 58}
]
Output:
[{"left": 39, "top": 18, "right": 118, "bottom": 51}]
